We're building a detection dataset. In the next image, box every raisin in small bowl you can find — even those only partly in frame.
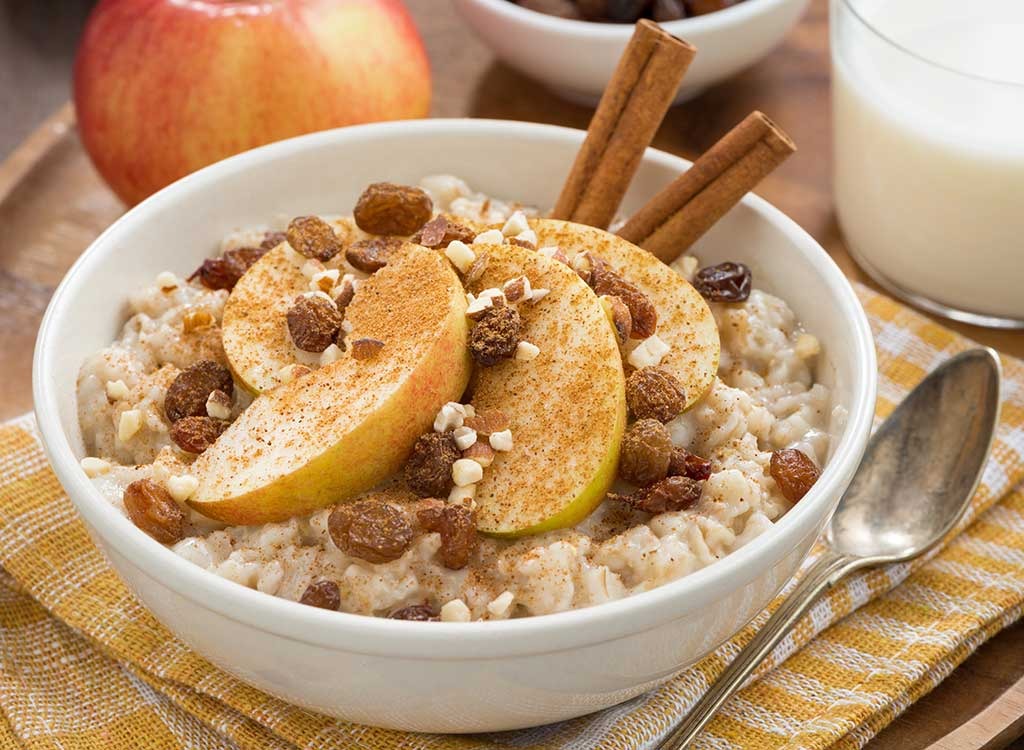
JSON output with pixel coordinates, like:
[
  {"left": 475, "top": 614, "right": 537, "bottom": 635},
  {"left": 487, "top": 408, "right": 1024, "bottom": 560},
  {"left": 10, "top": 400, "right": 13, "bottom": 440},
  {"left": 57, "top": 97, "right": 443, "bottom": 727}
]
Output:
[{"left": 454, "top": 0, "right": 811, "bottom": 104}]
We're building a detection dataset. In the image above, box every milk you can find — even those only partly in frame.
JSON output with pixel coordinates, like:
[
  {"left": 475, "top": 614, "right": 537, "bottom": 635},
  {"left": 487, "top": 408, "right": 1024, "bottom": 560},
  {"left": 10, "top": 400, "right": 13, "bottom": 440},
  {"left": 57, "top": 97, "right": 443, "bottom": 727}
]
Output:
[{"left": 832, "top": 0, "right": 1024, "bottom": 323}]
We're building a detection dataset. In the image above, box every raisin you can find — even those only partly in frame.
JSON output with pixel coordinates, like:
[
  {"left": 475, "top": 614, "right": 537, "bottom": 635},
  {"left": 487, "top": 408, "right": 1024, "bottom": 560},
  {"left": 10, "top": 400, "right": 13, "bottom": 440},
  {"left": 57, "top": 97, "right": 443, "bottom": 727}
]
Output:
[
  {"left": 619, "top": 418, "right": 673, "bottom": 486},
  {"left": 353, "top": 182, "right": 433, "bottom": 236},
  {"left": 626, "top": 367, "right": 687, "bottom": 422},
  {"left": 412, "top": 215, "right": 476, "bottom": 248},
  {"left": 389, "top": 604, "right": 439, "bottom": 621},
  {"left": 605, "top": 0, "right": 648, "bottom": 21},
  {"left": 770, "top": 448, "right": 820, "bottom": 502},
  {"left": 170, "top": 416, "right": 228, "bottom": 453},
  {"left": 693, "top": 262, "right": 752, "bottom": 302},
  {"left": 351, "top": 338, "right": 385, "bottom": 360},
  {"left": 328, "top": 500, "right": 414, "bottom": 564},
  {"left": 464, "top": 410, "right": 509, "bottom": 436},
  {"left": 286, "top": 295, "right": 342, "bottom": 352},
  {"left": 189, "top": 246, "right": 266, "bottom": 291},
  {"left": 590, "top": 267, "right": 657, "bottom": 339},
  {"left": 299, "top": 580, "right": 340, "bottom": 610},
  {"left": 345, "top": 236, "right": 403, "bottom": 273},
  {"left": 685, "top": 0, "right": 736, "bottom": 15},
  {"left": 611, "top": 475, "right": 703, "bottom": 514},
  {"left": 418, "top": 503, "right": 479, "bottom": 570},
  {"left": 652, "top": 0, "right": 686, "bottom": 20},
  {"left": 469, "top": 306, "right": 522, "bottom": 366},
  {"left": 518, "top": 0, "right": 584, "bottom": 18},
  {"left": 123, "top": 479, "right": 186, "bottom": 544},
  {"left": 405, "top": 432, "right": 460, "bottom": 497},
  {"left": 286, "top": 215, "right": 342, "bottom": 261},
  {"left": 260, "top": 230, "right": 287, "bottom": 250},
  {"left": 164, "top": 360, "right": 234, "bottom": 423},
  {"left": 668, "top": 447, "right": 712, "bottom": 481}
]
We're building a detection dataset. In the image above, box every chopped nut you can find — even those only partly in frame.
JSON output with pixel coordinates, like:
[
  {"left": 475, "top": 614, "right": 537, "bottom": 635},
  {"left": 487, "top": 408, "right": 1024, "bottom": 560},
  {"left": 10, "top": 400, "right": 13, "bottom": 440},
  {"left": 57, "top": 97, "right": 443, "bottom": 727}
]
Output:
[
  {"left": 80, "top": 457, "right": 111, "bottom": 477},
  {"left": 166, "top": 474, "right": 199, "bottom": 502},
  {"left": 123, "top": 479, "right": 186, "bottom": 544},
  {"left": 515, "top": 341, "right": 540, "bottom": 361},
  {"left": 591, "top": 267, "right": 657, "bottom": 339},
  {"left": 412, "top": 215, "right": 476, "bottom": 248},
  {"left": 333, "top": 274, "right": 356, "bottom": 311},
  {"left": 668, "top": 447, "right": 713, "bottom": 481},
  {"left": 310, "top": 268, "right": 340, "bottom": 294},
  {"left": 351, "top": 338, "right": 385, "bottom": 360},
  {"left": 795, "top": 332, "right": 821, "bottom": 359},
  {"left": 627, "top": 334, "right": 671, "bottom": 369},
  {"left": 440, "top": 598, "right": 471, "bottom": 622},
  {"left": 447, "top": 483, "right": 477, "bottom": 506},
  {"left": 328, "top": 500, "right": 414, "bottom": 564},
  {"left": 301, "top": 258, "right": 327, "bottom": 280},
  {"left": 489, "top": 429, "right": 513, "bottom": 452},
  {"left": 464, "top": 410, "right": 509, "bottom": 436},
  {"left": 619, "top": 418, "right": 672, "bottom": 486},
  {"left": 502, "top": 275, "right": 531, "bottom": 303},
  {"left": 118, "top": 410, "right": 143, "bottom": 443},
  {"left": 164, "top": 361, "right": 234, "bottom": 422},
  {"left": 610, "top": 475, "right": 703, "bottom": 514},
  {"left": 770, "top": 449, "right": 821, "bottom": 502},
  {"left": 465, "top": 294, "right": 495, "bottom": 320},
  {"left": 345, "top": 236, "right": 403, "bottom": 273},
  {"left": 299, "top": 580, "right": 341, "bottom": 610},
  {"left": 205, "top": 389, "right": 232, "bottom": 420},
  {"left": 156, "top": 271, "right": 179, "bottom": 292},
  {"left": 527, "top": 287, "right": 550, "bottom": 304},
  {"left": 501, "top": 210, "right": 530, "bottom": 237},
  {"left": 389, "top": 604, "right": 439, "bottom": 621},
  {"left": 452, "top": 425, "right": 478, "bottom": 451},
  {"left": 444, "top": 240, "right": 476, "bottom": 274},
  {"left": 469, "top": 306, "right": 522, "bottom": 366},
  {"left": 320, "top": 343, "right": 345, "bottom": 366},
  {"left": 105, "top": 379, "right": 130, "bottom": 401},
  {"left": 473, "top": 229, "right": 504, "bottom": 245},
  {"left": 286, "top": 215, "right": 342, "bottom": 261},
  {"left": 626, "top": 367, "right": 687, "bottom": 422},
  {"left": 418, "top": 503, "right": 478, "bottom": 569},
  {"left": 353, "top": 182, "right": 433, "bottom": 236},
  {"left": 463, "top": 441, "right": 495, "bottom": 468},
  {"left": 513, "top": 229, "right": 538, "bottom": 248},
  {"left": 278, "top": 363, "right": 312, "bottom": 384},
  {"left": 463, "top": 252, "right": 490, "bottom": 288},
  {"left": 538, "top": 246, "right": 570, "bottom": 265},
  {"left": 570, "top": 251, "right": 606, "bottom": 286},
  {"left": 170, "top": 416, "right": 228, "bottom": 454},
  {"left": 452, "top": 457, "right": 483, "bottom": 487},
  {"left": 600, "top": 295, "right": 633, "bottom": 346},
  {"left": 487, "top": 591, "right": 515, "bottom": 618},
  {"left": 406, "top": 432, "right": 460, "bottom": 497},
  {"left": 287, "top": 294, "right": 342, "bottom": 353},
  {"left": 182, "top": 308, "right": 214, "bottom": 334},
  {"left": 433, "top": 402, "right": 466, "bottom": 432}
]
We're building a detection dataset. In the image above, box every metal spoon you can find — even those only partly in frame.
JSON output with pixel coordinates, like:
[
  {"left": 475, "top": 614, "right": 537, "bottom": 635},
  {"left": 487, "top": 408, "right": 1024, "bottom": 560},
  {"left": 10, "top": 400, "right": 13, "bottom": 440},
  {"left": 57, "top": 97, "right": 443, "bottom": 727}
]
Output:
[{"left": 658, "top": 347, "right": 1002, "bottom": 750}]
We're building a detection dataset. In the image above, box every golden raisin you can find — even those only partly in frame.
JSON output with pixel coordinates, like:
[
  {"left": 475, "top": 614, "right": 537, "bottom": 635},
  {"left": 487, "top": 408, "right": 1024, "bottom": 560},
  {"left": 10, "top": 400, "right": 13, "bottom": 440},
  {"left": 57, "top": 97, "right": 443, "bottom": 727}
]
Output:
[
  {"left": 286, "top": 215, "right": 342, "bottom": 261},
  {"left": 611, "top": 475, "right": 703, "bottom": 514},
  {"left": 619, "top": 418, "right": 673, "bottom": 486},
  {"left": 626, "top": 367, "right": 687, "bottom": 422},
  {"left": 123, "top": 479, "right": 186, "bottom": 544},
  {"left": 328, "top": 500, "right": 414, "bottom": 564},
  {"left": 770, "top": 448, "right": 820, "bottom": 502},
  {"left": 418, "top": 503, "right": 479, "bottom": 569},
  {"left": 591, "top": 267, "right": 657, "bottom": 339},
  {"left": 345, "top": 236, "right": 404, "bottom": 273},
  {"left": 668, "top": 447, "right": 712, "bottom": 481},
  {"left": 287, "top": 295, "right": 342, "bottom": 353},
  {"left": 405, "top": 432, "right": 460, "bottom": 497},
  {"left": 170, "top": 416, "right": 228, "bottom": 453},
  {"left": 469, "top": 306, "right": 522, "bottom": 366},
  {"left": 299, "top": 580, "right": 340, "bottom": 610},
  {"left": 164, "top": 360, "right": 234, "bottom": 423},
  {"left": 353, "top": 182, "right": 433, "bottom": 236}
]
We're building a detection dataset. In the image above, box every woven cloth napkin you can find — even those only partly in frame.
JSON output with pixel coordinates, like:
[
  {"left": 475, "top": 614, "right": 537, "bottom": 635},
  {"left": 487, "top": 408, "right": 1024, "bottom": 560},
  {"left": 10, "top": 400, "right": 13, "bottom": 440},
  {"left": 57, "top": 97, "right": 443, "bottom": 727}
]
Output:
[{"left": 2, "top": 283, "right": 1023, "bottom": 750}]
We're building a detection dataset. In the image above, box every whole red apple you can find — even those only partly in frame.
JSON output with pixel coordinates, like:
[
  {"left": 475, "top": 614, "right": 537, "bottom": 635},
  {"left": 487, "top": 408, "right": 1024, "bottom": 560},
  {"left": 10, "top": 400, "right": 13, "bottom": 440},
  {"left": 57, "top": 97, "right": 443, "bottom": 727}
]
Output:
[{"left": 74, "top": 0, "right": 431, "bottom": 205}]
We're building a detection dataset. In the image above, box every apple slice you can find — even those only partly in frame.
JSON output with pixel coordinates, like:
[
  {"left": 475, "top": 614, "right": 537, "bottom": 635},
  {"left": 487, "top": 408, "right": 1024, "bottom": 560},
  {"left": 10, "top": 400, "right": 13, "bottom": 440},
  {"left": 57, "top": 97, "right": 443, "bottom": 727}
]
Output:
[
  {"left": 531, "top": 219, "right": 719, "bottom": 410},
  {"left": 467, "top": 243, "right": 627, "bottom": 537},
  {"left": 188, "top": 244, "right": 471, "bottom": 525}
]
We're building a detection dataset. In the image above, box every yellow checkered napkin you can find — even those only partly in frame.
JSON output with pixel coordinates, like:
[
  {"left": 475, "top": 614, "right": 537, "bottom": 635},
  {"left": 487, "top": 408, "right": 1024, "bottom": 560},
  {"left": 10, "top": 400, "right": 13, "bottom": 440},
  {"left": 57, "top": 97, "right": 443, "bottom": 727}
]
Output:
[{"left": 1, "top": 284, "right": 1023, "bottom": 750}]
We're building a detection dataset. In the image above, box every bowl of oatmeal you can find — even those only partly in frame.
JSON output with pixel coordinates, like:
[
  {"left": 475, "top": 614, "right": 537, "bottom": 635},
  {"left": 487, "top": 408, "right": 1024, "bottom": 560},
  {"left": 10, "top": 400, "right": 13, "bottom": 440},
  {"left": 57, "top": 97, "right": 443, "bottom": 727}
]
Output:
[{"left": 34, "top": 119, "right": 875, "bottom": 733}]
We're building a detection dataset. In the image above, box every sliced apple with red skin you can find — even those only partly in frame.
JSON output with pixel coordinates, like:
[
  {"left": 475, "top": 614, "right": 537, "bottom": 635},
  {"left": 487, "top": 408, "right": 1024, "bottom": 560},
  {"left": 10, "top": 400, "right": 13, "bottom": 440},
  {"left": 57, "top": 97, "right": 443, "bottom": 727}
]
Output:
[
  {"left": 188, "top": 244, "right": 471, "bottom": 525},
  {"left": 530, "top": 219, "right": 719, "bottom": 410},
  {"left": 467, "top": 242, "right": 627, "bottom": 537}
]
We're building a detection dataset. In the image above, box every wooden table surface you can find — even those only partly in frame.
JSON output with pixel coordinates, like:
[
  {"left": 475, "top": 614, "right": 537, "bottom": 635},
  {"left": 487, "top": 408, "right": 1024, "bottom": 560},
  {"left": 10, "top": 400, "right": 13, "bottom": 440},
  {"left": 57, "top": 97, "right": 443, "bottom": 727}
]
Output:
[{"left": 1, "top": 1, "right": 1022, "bottom": 747}]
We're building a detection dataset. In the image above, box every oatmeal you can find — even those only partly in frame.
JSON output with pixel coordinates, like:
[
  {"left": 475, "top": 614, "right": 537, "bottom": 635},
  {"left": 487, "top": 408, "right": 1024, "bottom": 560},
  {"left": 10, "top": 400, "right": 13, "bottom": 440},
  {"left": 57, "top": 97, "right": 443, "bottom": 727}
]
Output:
[{"left": 77, "top": 175, "right": 834, "bottom": 621}]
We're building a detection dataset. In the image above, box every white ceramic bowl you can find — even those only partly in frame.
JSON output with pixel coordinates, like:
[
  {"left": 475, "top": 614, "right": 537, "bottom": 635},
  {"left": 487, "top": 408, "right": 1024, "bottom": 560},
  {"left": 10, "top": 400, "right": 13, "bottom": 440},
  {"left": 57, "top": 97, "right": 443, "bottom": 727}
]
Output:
[
  {"left": 453, "top": 0, "right": 812, "bottom": 104},
  {"left": 34, "top": 119, "right": 875, "bottom": 734}
]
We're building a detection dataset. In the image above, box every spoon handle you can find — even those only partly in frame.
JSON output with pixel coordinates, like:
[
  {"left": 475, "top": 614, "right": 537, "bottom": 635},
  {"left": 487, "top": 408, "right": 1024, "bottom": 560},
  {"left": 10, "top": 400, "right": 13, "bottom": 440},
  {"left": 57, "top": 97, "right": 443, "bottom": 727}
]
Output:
[{"left": 656, "top": 551, "right": 861, "bottom": 749}]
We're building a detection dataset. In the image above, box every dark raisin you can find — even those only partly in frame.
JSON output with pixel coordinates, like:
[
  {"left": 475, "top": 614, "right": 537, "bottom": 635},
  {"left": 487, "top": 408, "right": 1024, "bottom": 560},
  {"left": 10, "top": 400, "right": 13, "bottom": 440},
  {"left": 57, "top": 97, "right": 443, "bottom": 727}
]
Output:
[
  {"left": 619, "top": 418, "right": 673, "bottom": 486},
  {"left": 652, "top": 0, "right": 686, "bottom": 20},
  {"left": 351, "top": 338, "right": 385, "bottom": 360},
  {"left": 668, "top": 447, "right": 712, "bottom": 481},
  {"left": 189, "top": 246, "right": 266, "bottom": 291},
  {"left": 770, "top": 448, "right": 820, "bottom": 502},
  {"left": 345, "top": 236, "right": 404, "bottom": 273},
  {"left": 164, "top": 360, "right": 234, "bottom": 423},
  {"left": 626, "top": 367, "right": 687, "bottom": 422},
  {"left": 170, "top": 416, "right": 228, "bottom": 453},
  {"left": 286, "top": 215, "right": 342, "bottom": 261},
  {"left": 418, "top": 503, "right": 478, "bottom": 569},
  {"left": 389, "top": 604, "right": 439, "bottom": 621},
  {"left": 591, "top": 267, "right": 657, "bottom": 339},
  {"left": 260, "top": 230, "right": 287, "bottom": 250},
  {"left": 405, "top": 432, "right": 460, "bottom": 497},
  {"left": 685, "top": 0, "right": 736, "bottom": 15},
  {"left": 693, "top": 262, "right": 752, "bottom": 302},
  {"left": 611, "top": 475, "right": 703, "bottom": 514},
  {"left": 123, "top": 479, "right": 186, "bottom": 544},
  {"left": 328, "top": 500, "right": 414, "bottom": 564},
  {"left": 518, "top": 0, "right": 584, "bottom": 17},
  {"left": 353, "top": 182, "right": 433, "bottom": 236},
  {"left": 469, "top": 306, "right": 522, "bottom": 366},
  {"left": 286, "top": 295, "right": 342, "bottom": 353},
  {"left": 605, "top": 0, "right": 647, "bottom": 20},
  {"left": 299, "top": 580, "right": 341, "bottom": 610}
]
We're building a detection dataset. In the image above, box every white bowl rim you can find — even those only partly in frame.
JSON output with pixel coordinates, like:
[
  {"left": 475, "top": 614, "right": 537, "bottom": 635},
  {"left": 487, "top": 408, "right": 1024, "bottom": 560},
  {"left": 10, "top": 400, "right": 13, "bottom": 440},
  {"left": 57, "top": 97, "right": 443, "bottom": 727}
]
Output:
[
  {"left": 459, "top": 0, "right": 796, "bottom": 38},
  {"left": 33, "top": 118, "right": 876, "bottom": 660}
]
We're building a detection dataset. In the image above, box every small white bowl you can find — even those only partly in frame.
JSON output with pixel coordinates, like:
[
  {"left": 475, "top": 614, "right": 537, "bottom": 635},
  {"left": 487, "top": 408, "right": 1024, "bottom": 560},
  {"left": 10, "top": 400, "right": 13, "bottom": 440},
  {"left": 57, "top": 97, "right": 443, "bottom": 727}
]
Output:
[
  {"left": 454, "top": 0, "right": 812, "bottom": 104},
  {"left": 33, "top": 119, "right": 875, "bottom": 734}
]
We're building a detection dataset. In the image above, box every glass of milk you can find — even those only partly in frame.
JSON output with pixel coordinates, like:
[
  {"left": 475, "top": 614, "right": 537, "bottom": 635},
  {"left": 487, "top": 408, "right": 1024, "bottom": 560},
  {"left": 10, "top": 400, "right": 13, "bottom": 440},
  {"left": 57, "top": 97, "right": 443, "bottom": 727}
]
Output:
[{"left": 832, "top": 0, "right": 1024, "bottom": 328}]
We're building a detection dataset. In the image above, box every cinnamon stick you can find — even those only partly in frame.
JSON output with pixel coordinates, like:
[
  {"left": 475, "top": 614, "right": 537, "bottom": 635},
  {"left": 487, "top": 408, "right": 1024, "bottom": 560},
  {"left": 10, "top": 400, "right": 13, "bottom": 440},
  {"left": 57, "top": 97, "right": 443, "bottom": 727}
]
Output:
[
  {"left": 617, "top": 111, "right": 796, "bottom": 263},
  {"left": 551, "top": 20, "right": 696, "bottom": 230}
]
